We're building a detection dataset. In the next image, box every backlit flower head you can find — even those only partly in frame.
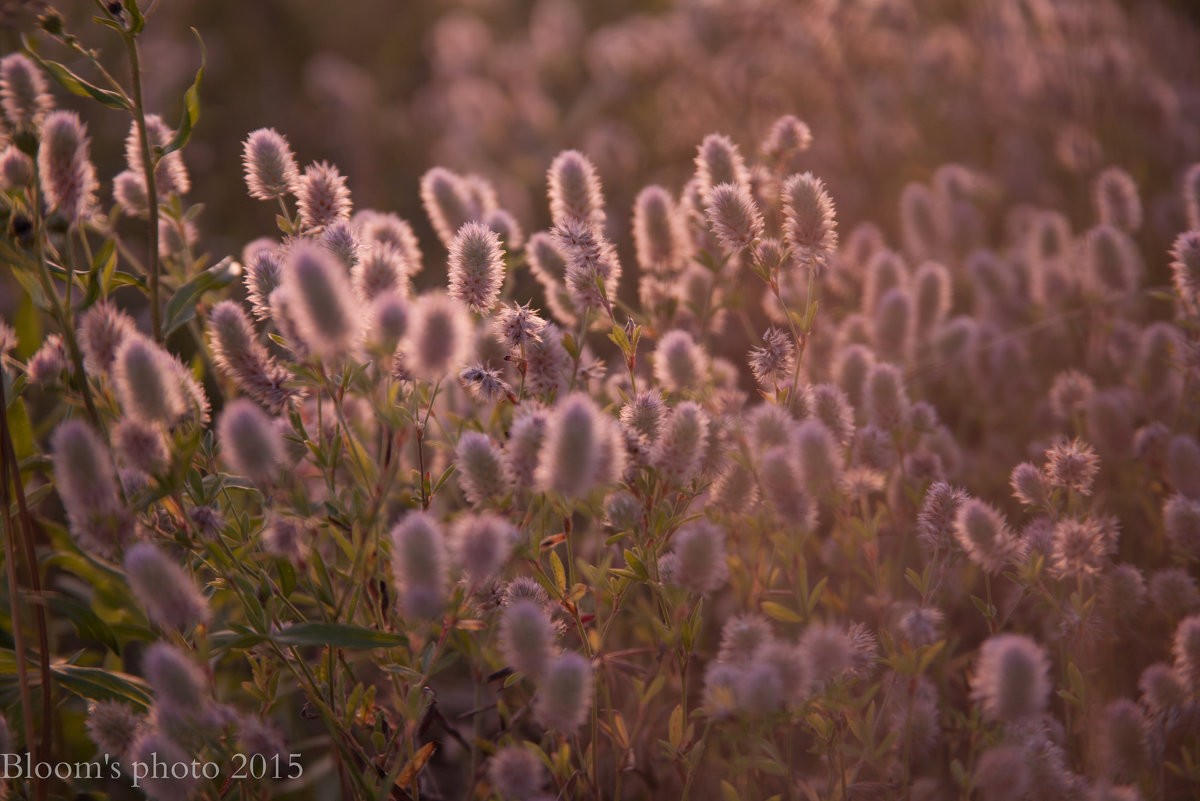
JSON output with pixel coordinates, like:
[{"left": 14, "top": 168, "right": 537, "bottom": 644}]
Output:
[
  {"left": 954, "top": 498, "right": 1020, "bottom": 573},
  {"left": 1044, "top": 438, "right": 1100, "bottom": 495},
  {"left": 971, "top": 634, "right": 1051, "bottom": 721},
  {"left": 1093, "top": 166, "right": 1141, "bottom": 233},
  {"left": 281, "top": 240, "right": 359, "bottom": 358},
  {"left": 401, "top": 291, "right": 474, "bottom": 381},
  {"left": 124, "top": 543, "right": 211, "bottom": 632},
  {"left": 660, "top": 519, "right": 728, "bottom": 595},
  {"left": 0, "top": 53, "right": 52, "bottom": 132},
  {"left": 296, "top": 160, "right": 352, "bottom": 231},
  {"left": 782, "top": 172, "right": 838, "bottom": 270},
  {"left": 391, "top": 511, "right": 448, "bottom": 620},
  {"left": 242, "top": 127, "right": 299, "bottom": 200},
  {"left": 706, "top": 182, "right": 763, "bottom": 254},
  {"left": 218, "top": 399, "right": 284, "bottom": 488},
  {"left": 456, "top": 430, "right": 510, "bottom": 505},
  {"left": 548, "top": 149, "right": 606, "bottom": 228},
  {"left": 448, "top": 221, "right": 506, "bottom": 313},
  {"left": 38, "top": 110, "right": 97, "bottom": 224}
]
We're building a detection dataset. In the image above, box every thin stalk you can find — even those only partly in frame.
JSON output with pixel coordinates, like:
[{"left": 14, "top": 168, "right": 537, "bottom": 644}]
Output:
[{"left": 122, "top": 29, "right": 163, "bottom": 341}]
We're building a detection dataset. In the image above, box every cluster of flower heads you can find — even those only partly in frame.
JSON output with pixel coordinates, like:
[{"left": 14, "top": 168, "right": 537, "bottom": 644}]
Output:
[{"left": 5, "top": 14, "right": 1200, "bottom": 796}]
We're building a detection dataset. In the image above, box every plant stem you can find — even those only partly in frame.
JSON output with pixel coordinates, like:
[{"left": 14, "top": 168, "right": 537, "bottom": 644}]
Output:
[{"left": 123, "top": 29, "right": 163, "bottom": 341}]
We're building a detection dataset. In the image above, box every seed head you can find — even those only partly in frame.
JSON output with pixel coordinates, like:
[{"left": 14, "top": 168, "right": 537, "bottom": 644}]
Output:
[
  {"left": 525, "top": 324, "right": 571, "bottom": 397},
  {"left": 114, "top": 333, "right": 186, "bottom": 425},
  {"left": 749, "top": 327, "right": 795, "bottom": 388},
  {"left": 899, "top": 182, "right": 944, "bottom": 262},
  {"left": 0, "top": 144, "right": 32, "bottom": 189},
  {"left": 500, "top": 599, "right": 558, "bottom": 678},
  {"left": 456, "top": 430, "right": 509, "bottom": 505},
  {"left": 113, "top": 418, "right": 168, "bottom": 475},
  {"left": 654, "top": 330, "right": 707, "bottom": 393},
  {"left": 218, "top": 399, "right": 284, "bottom": 487},
  {"left": 459, "top": 364, "right": 513, "bottom": 405},
  {"left": 208, "top": 301, "right": 298, "bottom": 412},
  {"left": 971, "top": 634, "right": 1051, "bottom": 721},
  {"left": 548, "top": 149, "right": 605, "bottom": 228},
  {"left": 973, "top": 746, "right": 1031, "bottom": 801},
  {"left": 760, "top": 114, "right": 812, "bottom": 162},
  {"left": 661, "top": 519, "right": 728, "bottom": 595},
  {"left": 652, "top": 401, "right": 709, "bottom": 485},
  {"left": 38, "top": 110, "right": 97, "bottom": 224},
  {"left": 450, "top": 512, "right": 517, "bottom": 586},
  {"left": 448, "top": 221, "right": 506, "bottom": 313},
  {"left": 759, "top": 446, "right": 816, "bottom": 530},
  {"left": 86, "top": 700, "right": 142, "bottom": 759},
  {"left": 495, "top": 301, "right": 546, "bottom": 352},
  {"left": 706, "top": 182, "right": 763, "bottom": 254},
  {"left": 1050, "top": 516, "right": 1118, "bottom": 579},
  {"left": 536, "top": 651, "right": 594, "bottom": 733},
  {"left": 552, "top": 217, "right": 621, "bottom": 313},
  {"left": 125, "top": 114, "right": 189, "bottom": 198},
  {"left": 296, "top": 160, "right": 352, "bottom": 230},
  {"left": 51, "top": 421, "right": 130, "bottom": 557},
  {"left": 390, "top": 511, "right": 448, "bottom": 620},
  {"left": 863, "top": 362, "right": 910, "bottom": 431},
  {"left": 795, "top": 419, "right": 842, "bottom": 495},
  {"left": 421, "top": 167, "right": 474, "bottom": 247},
  {"left": 127, "top": 729, "right": 197, "bottom": 801},
  {"left": 1093, "top": 167, "right": 1141, "bottom": 233},
  {"left": 0, "top": 51, "right": 51, "bottom": 128},
  {"left": 1045, "top": 438, "right": 1100, "bottom": 495},
  {"left": 954, "top": 499, "right": 1020, "bottom": 573},
  {"left": 695, "top": 134, "right": 749, "bottom": 199},
  {"left": 781, "top": 172, "right": 838, "bottom": 270},
  {"left": 1172, "top": 614, "right": 1200, "bottom": 692},
  {"left": 633, "top": 185, "right": 686, "bottom": 274},
  {"left": 1139, "top": 663, "right": 1186, "bottom": 711},
  {"left": 1164, "top": 494, "right": 1200, "bottom": 559},
  {"left": 242, "top": 128, "right": 299, "bottom": 200},
  {"left": 281, "top": 241, "right": 360, "bottom": 358},
  {"left": 400, "top": 291, "right": 474, "bottom": 381},
  {"left": 1084, "top": 224, "right": 1142, "bottom": 298},
  {"left": 353, "top": 210, "right": 423, "bottom": 273},
  {"left": 873, "top": 287, "right": 912, "bottom": 364},
  {"left": 535, "top": 392, "right": 622, "bottom": 499},
  {"left": 1010, "top": 462, "right": 1049, "bottom": 508},
  {"left": 505, "top": 409, "right": 548, "bottom": 489},
  {"left": 1171, "top": 230, "right": 1200, "bottom": 304},
  {"left": 488, "top": 745, "right": 546, "bottom": 800},
  {"left": 0, "top": 53, "right": 52, "bottom": 132},
  {"left": 124, "top": 544, "right": 211, "bottom": 632}
]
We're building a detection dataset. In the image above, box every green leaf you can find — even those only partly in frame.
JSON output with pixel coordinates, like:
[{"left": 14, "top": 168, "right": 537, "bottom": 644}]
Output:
[
  {"left": 761, "top": 601, "right": 803, "bottom": 624},
  {"left": 162, "top": 28, "right": 205, "bottom": 157},
  {"left": 122, "top": 0, "right": 145, "bottom": 34},
  {"left": 162, "top": 256, "right": 238, "bottom": 338},
  {"left": 271, "top": 622, "right": 408, "bottom": 650},
  {"left": 549, "top": 550, "right": 567, "bottom": 595},
  {"left": 22, "top": 42, "right": 129, "bottom": 110},
  {"left": 52, "top": 663, "right": 154, "bottom": 711}
]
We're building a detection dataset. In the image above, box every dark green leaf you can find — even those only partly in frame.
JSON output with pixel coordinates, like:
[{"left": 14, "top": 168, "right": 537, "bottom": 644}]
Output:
[
  {"left": 162, "top": 28, "right": 205, "bottom": 157},
  {"left": 271, "top": 622, "right": 408, "bottom": 650}
]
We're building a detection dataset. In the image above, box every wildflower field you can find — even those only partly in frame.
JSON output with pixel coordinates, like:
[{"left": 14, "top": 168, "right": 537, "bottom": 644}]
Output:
[{"left": 2, "top": 0, "right": 1200, "bottom": 799}]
